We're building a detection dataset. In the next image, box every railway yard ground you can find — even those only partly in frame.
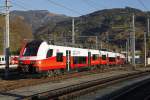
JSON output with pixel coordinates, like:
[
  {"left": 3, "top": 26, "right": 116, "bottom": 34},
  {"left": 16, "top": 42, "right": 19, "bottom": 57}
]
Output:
[{"left": 0, "top": 65, "right": 150, "bottom": 100}]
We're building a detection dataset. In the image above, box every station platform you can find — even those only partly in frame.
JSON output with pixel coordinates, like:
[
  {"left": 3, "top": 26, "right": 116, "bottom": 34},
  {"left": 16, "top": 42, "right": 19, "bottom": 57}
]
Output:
[
  {"left": 0, "top": 67, "right": 150, "bottom": 100},
  {"left": 0, "top": 65, "right": 17, "bottom": 69}
]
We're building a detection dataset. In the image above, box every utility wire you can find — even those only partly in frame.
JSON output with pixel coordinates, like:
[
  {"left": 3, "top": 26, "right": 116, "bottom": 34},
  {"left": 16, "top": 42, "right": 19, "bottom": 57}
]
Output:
[
  {"left": 121, "top": 0, "right": 140, "bottom": 11},
  {"left": 11, "top": 1, "right": 29, "bottom": 11},
  {"left": 137, "top": 0, "right": 149, "bottom": 11},
  {"left": 13, "top": 0, "right": 44, "bottom": 11},
  {"left": 87, "top": 0, "right": 108, "bottom": 9},
  {"left": 0, "top": 12, "right": 5, "bottom": 15},
  {"left": 15, "top": 0, "right": 36, "bottom": 10},
  {"left": 47, "top": 0, "right": 82, "bottom": 16},
  {"left": 80, "top": 0, "right": 99, "bottom": 11},
  {"left": 0, "top": 8, "right": 4, "bottom": 11}
]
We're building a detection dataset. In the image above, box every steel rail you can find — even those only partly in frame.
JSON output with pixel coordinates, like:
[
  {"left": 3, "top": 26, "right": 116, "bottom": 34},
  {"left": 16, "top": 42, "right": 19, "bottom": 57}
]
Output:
[{"left": 23, "top": 70, "right": 150, "bottom": 100}]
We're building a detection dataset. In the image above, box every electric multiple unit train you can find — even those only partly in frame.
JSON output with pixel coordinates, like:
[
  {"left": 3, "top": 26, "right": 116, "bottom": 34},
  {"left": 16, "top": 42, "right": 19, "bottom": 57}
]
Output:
[
  {"left": 18, "top": 40, "right": 125, "bottom": 73},
  {"left": 0, "top": 55, "right": 19, "bottom": 65}
]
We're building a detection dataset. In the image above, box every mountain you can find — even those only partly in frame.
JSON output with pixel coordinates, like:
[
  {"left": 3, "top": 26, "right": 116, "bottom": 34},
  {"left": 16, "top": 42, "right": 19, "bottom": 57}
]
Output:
[
  {"left": 0, "top": 10, "right": 69, "bottom": 54},
  {"left": 34, "top": 7, "right": 150, "bottom": 52},
  {"left": 10, "top": 10, "right": 69, "bottom": 35},
  {"left": 0, "top": 15, "right": 33, "bottom": 54},
  {"left": 1, "top": 7, "right": 149, "bottom": 55}
]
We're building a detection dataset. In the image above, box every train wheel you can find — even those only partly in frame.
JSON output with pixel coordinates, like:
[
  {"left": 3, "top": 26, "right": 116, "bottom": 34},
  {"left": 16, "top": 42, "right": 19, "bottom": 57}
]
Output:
[
  {"left": 47, "top": 70, "right": 54, "bottom": 77},
  {"left": 17, "top": 66, "right": 23, "bottom": 74},
  {"left": 100, "top": 65, "right": 105, "bottom": 72},
  {"left": 60, "top": 69, "right": 65, "bottom": 74},
  {"left": 21, "top": 65, "right": 29, "bottom": 73},
  {"left": 95, "top": 65, "right": 100, "bottom": 71},
  {"left": 54, "top": 69, "right": 61, "bottom": 76},
  {"left": 28, "top": 66, "right": 36, "bottom": 74},
  {"left": 90, "top": 66, "right": 95, "bottom": 70}
]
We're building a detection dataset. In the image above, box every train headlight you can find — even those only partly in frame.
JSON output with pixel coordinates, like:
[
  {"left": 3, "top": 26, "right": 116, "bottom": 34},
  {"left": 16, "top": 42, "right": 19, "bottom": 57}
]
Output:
[{"left": 38, "top": 61, "right": 41, "bottom": 64}]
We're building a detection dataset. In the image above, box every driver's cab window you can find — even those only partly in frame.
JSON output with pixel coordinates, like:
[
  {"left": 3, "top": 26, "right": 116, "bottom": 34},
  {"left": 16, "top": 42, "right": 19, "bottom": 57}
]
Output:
[{"left": 46, "top": 49, "right": 53, "bottom": 58}]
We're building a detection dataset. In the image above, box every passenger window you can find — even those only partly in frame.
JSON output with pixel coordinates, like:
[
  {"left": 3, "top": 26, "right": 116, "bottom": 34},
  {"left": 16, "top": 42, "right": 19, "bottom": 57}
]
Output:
[
  {"left": 46, "top": 49, "right": 53, "bottom": 58},
  {"left": 109, "top": 57, "right": 115, "bottom": 61},
  {"left": 117, "top": 56, "right": 120, "bottom": 59},
  {"left": 102, "top": 55, "right": 106, "bottom": 60},
  {"left": 56, "top": 53, "right": 63, "bottom": 62},
  {"left": 92, "top": 54, "right": 99, "bottom": 60},
  {"left": 73, "top": 56, "right": 86, "bottom": 64},
  {"left": 2, "top": 58, "right": 4, "bottom": 61}
]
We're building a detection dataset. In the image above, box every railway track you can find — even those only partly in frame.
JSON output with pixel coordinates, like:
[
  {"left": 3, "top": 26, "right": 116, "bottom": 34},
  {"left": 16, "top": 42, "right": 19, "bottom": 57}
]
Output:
[
  {"left": 107, "top": 73, "right": 150, "bottom": 100},
  {"left": 0, "top": 66, "right": 130, "bottom": 92},
  {"left": 22, "top": 69, "right": 150, "bottom": 100}
]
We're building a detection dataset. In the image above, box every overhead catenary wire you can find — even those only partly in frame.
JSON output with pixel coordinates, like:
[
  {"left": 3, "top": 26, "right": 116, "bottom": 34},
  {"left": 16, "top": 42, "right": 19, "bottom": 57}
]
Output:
[
  {"left": 12, "top": 0, "right": 47, "bottom": 11},
  {"left": 137, "top": 0, "right": 149, "bottom": 11},
  {"left": 137, "top": 0, "right": 150, "bottom": 25},
  {"left": 0, "top": 12, "right": 5, "bottom": 15},
  {"left": 87, "top": 0, "right": 108, "bottom": 9},
  {"left": 121, "top": 0, "right": 134, "bottom": 7},
  {"left": 0, "top": 7, "right": 4, "bottom": 10},
  {"left": 80, "top": 0, "right": 108, "bottom": 46},
  {"left": 0, "top": 2, "right": 7, "bottom": 14},
  {"left": 137, "top": 0, "right": 150, "bottom": 66},
  {"left": 15, "top": 0, "right": 36, "bottom": 10},
  {"left": 11, "top": 1, "right": 29, "bottom": 11},
  {"left": 80, "top": 0, "right": 99, "bottom": 11},
  {"left": 0, "top": 10, "right": 5, "bottom": 14},
  {"left": 46, "top": 0, "right": 83, "bottom": 16}
]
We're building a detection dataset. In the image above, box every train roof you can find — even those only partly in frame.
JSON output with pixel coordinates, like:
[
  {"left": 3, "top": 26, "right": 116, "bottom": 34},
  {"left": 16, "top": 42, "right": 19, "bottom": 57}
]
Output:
[
  {"left": 29, "top": 40, "right": 125, "bottom": 58},
  {"left": 107, "top": 52, "right": 116, "bottom": 57}
]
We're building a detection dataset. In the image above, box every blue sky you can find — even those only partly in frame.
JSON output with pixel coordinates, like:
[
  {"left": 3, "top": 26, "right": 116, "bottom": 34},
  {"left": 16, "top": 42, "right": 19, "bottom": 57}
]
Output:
[{"left": 0, "top": 0, "right": 150, "bottom": 17}]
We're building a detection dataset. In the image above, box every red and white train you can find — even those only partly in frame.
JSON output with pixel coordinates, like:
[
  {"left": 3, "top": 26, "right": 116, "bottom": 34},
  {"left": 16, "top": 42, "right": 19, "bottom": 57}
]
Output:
[
  {"left": 18, "top": 40, "right": 125, "bottom": 73},
  {"left": 0, "top": 55, "right": 19, "bottom": 65}
]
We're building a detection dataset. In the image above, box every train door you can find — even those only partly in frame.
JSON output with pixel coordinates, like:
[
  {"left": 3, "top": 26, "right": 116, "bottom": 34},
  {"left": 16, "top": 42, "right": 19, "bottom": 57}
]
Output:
[
  {"left": 88, "top": 52, "right": 91, "bottom": 67},
  {"left": 0, "top": 57, "right": 1, "bottom": 64},
  {"left": 66, "top": 50, "right": 71, "bottom": 71},
  {"left": 107, "top": 53, "right": 109, "bottom": 65},
  {"left": 99, "top": 51, "right": 101, "bottom": 65}
]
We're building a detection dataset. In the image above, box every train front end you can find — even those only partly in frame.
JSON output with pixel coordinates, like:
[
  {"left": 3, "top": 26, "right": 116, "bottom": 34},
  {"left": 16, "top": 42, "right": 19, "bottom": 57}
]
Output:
[{"left": 18, "top": 40, "right": 48, "bottom": 73}]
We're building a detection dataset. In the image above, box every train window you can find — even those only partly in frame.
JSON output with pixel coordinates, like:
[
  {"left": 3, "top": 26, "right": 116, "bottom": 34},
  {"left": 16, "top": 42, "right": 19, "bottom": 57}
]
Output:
[
  {"left": 92, "top": 54, "right": 99, "bottom": 60},
  {"left": 23, "top": 40, "right": 43, "bottom": 56},
  {"left": 102, "top": 55, "right": 106, "bottom": 60},
  {"left": 109, "top": 57, "right": 115, "bottom": 61},
  {"left": 46, "top": 49, "right": 53, "bottom": 58},
  {"left": 73, "top": 56, "right": 86, "bottom": 64},
  {"left": 56, "top": 53, "right": 63, "bottom": 62},
  {"left": 117, "top": 56, "right": 120, "bottom": 59},
  {"left": 79, "top": 57, "right": 86, "bottom": 64},
  {"left": 0, "top": 58, "right": 1, "bottom": 61},
  {"left": 2, "top": 58, "right": 4, "bottom": 61}
]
